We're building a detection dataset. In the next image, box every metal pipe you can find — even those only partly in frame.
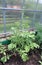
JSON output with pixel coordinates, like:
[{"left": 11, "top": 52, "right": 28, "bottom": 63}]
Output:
[
  {"left": 2, "top": 0, "right": 6, "bottom": 33},
  {"left": 20, "top": 0, "right": 25, "bottom": 30},
  {"left": 0, "top": 8, "right": 42, "bottom": 12},
  {"left": 31, "top": 0, "right": 39, "bottom": 28}
]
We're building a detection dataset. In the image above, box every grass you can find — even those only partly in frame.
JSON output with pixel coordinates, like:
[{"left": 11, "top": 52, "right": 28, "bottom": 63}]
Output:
[
  {"left": 0, "top": 19, "right": 31, "bottom": 33},
  {"left": 0, "top": 22, "right": 20, "bottom": 33},
  {"left": 0, "top": 16, "right": 42, "bottom": 33}
]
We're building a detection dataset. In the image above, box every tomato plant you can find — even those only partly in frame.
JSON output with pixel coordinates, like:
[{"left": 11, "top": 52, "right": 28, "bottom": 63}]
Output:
[{"left": 0, "top": 29, "right": 40, "bottom": 63}]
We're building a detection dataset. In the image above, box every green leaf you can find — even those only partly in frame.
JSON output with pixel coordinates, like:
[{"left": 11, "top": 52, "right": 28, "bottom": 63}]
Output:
[
  {"left": 1, "top": 55, "right": 10, "bottom": 63},
  {"left": 1, "top": 56, "right": 7, "bottom": 63},
  {"left": 24, "top": 45, "right": 30, "bottom": 52},
  {"left": 30, "top": 43, "right": 39, "bottom": 49},
  {"left": 39, "top": 61, "right": 42, "bottom": 65},
  {"left": 6, "top": 55, "right": 11, "bottom": 60},
  {"left": 30, "top": 43, "right": 34, "bottom": 50},
  {"left": 33, "top": 43, "right": 40, "bottom": 48},
  {"left": 21, "top": 53, "right": 29, "bottom": 61},
  {"left": 8, "top": 43, "right": 16, "bottom": 50}
]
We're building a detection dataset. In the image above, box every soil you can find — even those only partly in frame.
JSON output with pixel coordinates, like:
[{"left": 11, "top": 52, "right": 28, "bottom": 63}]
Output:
[{"left": 0, "top": 49, "right": 41, "bottom": 65}]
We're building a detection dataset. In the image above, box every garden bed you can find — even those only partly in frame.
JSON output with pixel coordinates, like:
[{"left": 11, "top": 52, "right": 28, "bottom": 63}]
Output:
[
  {"left": 0, "top": 32, "right": 12, "bottom": 38},
  {"left": 0, "top": 49, "right": 41, "bottom": 65},
  {"left": 0, "top": 30, "right": 42, "bottom": 65}
]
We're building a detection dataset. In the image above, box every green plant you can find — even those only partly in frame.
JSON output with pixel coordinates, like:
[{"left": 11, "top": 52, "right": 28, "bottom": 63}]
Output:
[
  {"left": 8, "top": 30, "right": 39, "bottom": 61},
  {"left": 0, "top": 44, "right": 11, "bottom": 63},
  {"left": 35, "top": 23, "right": 42, "bottom": 49},
  {"left": 39, "top": 61, "right": 42, "bottom": 65},
  {"left": 0, "top": 29, "right": 40, "bottom": 63},
  {"left": 1, "top": 55, "right": 11, "bottom": 63},
  {"left": 35, "top": 32, "right": 42, "bottom": 49}
]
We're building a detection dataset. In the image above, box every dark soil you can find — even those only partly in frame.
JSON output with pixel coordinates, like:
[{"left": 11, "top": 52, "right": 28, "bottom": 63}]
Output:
[{"left": 0, "top": 50, "right": 41, "bottom": 65}]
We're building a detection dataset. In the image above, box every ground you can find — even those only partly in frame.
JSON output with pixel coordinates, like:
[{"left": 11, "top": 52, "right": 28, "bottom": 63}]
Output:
[{"left": 0, "top": 49, "right": 41, "bottom": 65}]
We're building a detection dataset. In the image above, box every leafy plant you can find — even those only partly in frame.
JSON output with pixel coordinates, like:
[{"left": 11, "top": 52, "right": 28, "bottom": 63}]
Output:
[
  {"left": 35, "top": 23, "right": 42, "bottom": 49},
  {"left": 1, "top": 55, "right": 11, "bottom": 63},
  {"left": 0, "top": 44, "right": 11, "bottom": 63},
  {"left": 0, "top": 44, "right": 6, "bottom": 54},
  {"left": 8, "top": 30, "right": 39, "bottom": 61},
  {"left": 35, "top": 31, "right": 42, "bottom": 49},
  {"left": 0, "top": 29, "right": 40, "bottom": 63},
  {"left": 39, "top": 61, "right": 42, "bottom": 65}
]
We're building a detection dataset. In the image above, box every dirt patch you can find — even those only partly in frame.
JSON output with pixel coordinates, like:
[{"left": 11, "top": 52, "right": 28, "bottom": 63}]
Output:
[{"left": 0, "top": 50, "right": 41, "bottom": 65}]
